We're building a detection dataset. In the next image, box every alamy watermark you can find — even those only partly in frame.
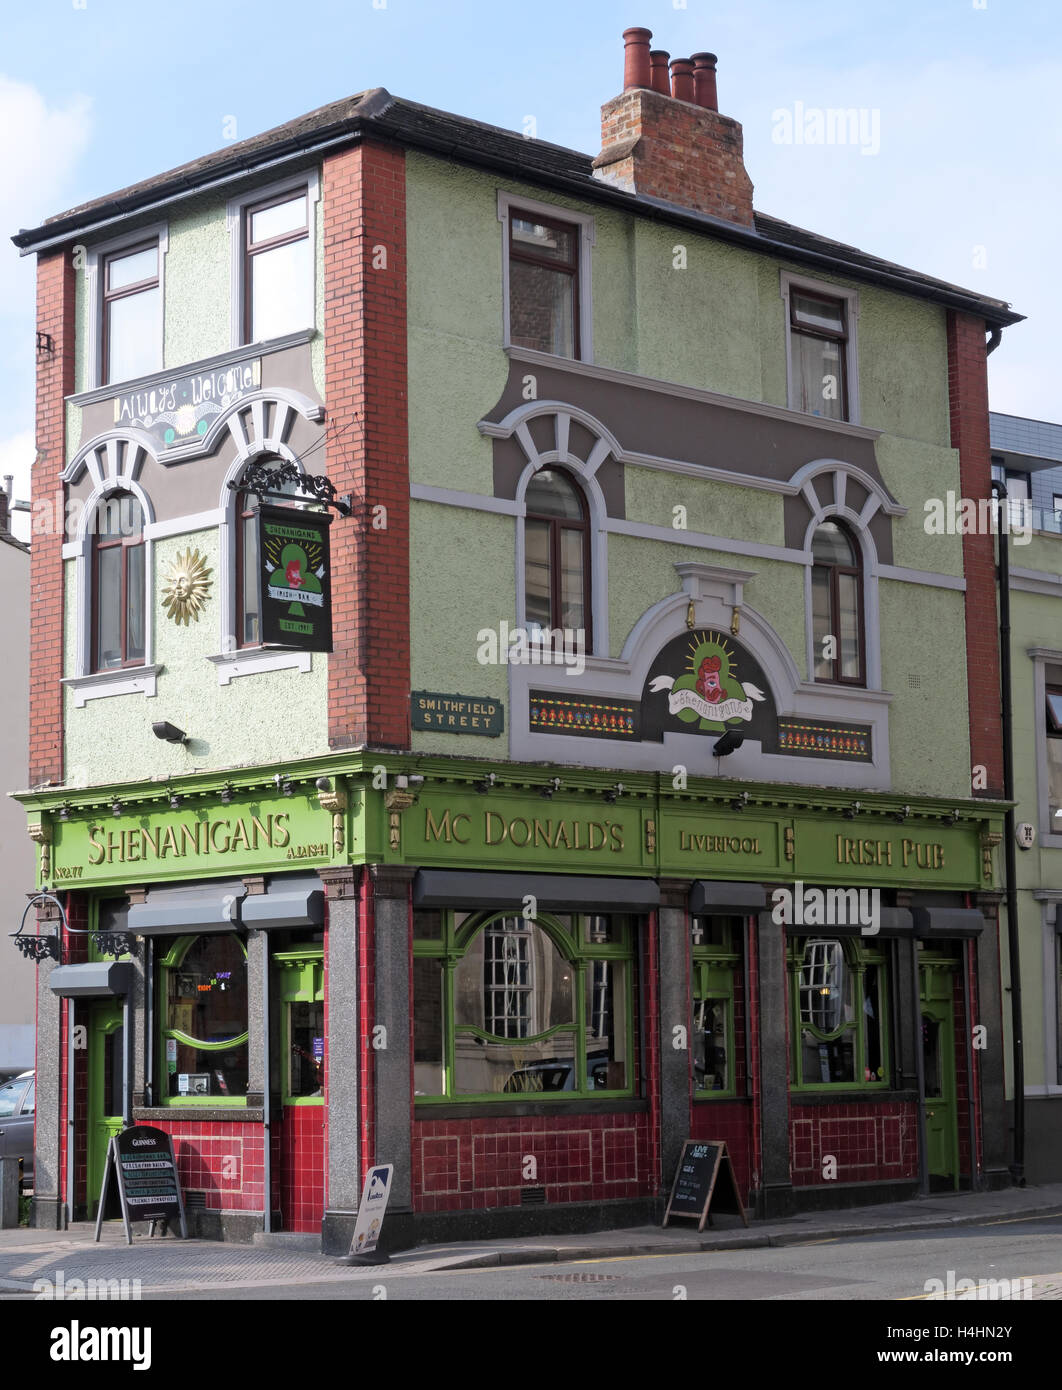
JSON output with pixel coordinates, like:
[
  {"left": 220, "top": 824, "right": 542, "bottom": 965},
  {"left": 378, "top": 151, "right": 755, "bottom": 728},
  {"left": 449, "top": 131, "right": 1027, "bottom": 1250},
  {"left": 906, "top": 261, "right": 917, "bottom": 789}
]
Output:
[
  {"left": 922, "top": 1270, "right": 1033, "bottom": 1300},
  {"left": 476, "top": 621, "right": 585, "bottom": 677},
  {"left": 34, "top": 1268, "right": 142, "bottom": 1301},
  {"left": 772, "top": 102, "right": 881, "bottom": 156},
  {"left": 771, "top": 878, "right": 880, "bottom": 935}
]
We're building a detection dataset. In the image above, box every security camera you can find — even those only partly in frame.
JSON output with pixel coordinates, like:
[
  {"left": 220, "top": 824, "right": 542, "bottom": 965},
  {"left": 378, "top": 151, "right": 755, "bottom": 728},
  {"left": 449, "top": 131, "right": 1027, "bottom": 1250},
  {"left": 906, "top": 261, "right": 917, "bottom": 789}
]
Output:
[
  {"left": 712, "top": 729, "right": 744, "bottom": 757},
  {"left": 152, "top": 721, "right": 187, "bottom": 744}
]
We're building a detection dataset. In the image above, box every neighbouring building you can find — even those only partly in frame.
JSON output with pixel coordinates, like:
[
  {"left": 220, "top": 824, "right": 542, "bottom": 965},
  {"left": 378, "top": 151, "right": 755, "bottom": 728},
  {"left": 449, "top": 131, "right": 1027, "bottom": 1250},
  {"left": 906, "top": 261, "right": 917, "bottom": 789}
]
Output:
[
  {"left": 989, "top": 412, "right": 1062, "bottom": 1182},
  {"left": 0, "top": 479, "right": 34, "bottom": 1078},
  {"left": 11, "top": 27, "right": 1024, "bottom": 1247}
]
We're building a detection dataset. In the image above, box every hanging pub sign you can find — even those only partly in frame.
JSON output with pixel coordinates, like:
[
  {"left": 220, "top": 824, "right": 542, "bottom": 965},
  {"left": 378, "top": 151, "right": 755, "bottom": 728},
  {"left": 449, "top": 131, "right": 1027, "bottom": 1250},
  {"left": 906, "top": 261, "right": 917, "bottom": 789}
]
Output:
[{"left": 258, "top": 504, "right": 333, "bottom": 652}]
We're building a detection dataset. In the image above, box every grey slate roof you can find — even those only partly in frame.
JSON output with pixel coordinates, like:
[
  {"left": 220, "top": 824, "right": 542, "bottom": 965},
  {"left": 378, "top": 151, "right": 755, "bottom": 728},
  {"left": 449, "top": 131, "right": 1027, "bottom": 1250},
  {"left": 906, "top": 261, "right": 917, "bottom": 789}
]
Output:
[{"left": 11, "top": 87, "right": 1022, "bottom": 327}]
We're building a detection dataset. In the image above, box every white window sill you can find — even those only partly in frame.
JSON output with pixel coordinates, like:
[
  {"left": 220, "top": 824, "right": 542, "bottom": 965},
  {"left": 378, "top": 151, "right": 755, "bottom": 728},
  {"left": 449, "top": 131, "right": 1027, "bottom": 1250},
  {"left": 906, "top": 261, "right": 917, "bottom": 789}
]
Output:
[
  {"left": 62, "top": 665, "right": 161, "bottom": 708},
  {"left": 207, "top": 648, "right": 312, "bottom": 686}
]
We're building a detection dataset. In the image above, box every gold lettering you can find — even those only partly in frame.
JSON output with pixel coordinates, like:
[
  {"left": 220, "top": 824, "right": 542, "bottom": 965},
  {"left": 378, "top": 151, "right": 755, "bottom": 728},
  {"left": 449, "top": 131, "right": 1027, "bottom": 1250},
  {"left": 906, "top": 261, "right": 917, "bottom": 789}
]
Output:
[
  {"left": 836, "top": 834, "right": 844, "bottom": 863},
  {"left": 88, "top": 825, "right": 106, "bottom": 866},
  {"left": 126, "top": 830, "right": 141, "bottom": 863},
  {"left": 534, "top": 819, "right": 553, "bottom": 848},
  {"left": 452, "top": 813, "right": 470, "bottom": 845},
  {"left": 106, "top": 830, "right": 123, "bottom": 864},
  {"left": 588, "top": 821, "right": 606, "bottom": 851},
  {"left": 553, "top": 821, "right": 570, "bottom": 849},
  {"left": 902, "top": 839, "right": 913, "bottom": 867},
  {"left": 210, "top": 820, "right": 231, "bottom": 853},
  {"left": 509, "top": 817, "right": 531, "bottom": 847},
  {"left": 160, "top": 825, "right": 180, "bottom": 858},
  {"left": 273, "top": 813, "right": 290, "bottom": 847},
  {"left": 181, "top": 823, "right": 201, "bottom": 856},
  {"left": 485, "top": 811, "right": 507, "bottom": 845},
  {"left": 424, "top": 807, "right": 453, "bottom": 843},
  {"left": 141, "top": 826, "right": 159, "bottom": 859},
  {"left": 251, "top": 814, "right": 270, "bottom": 849},
  {"left": 609, "top": 824, "right": 624, "bottom": 852},
  {"left": 230, "top": 818, "right": 251, "bottom": 852}
]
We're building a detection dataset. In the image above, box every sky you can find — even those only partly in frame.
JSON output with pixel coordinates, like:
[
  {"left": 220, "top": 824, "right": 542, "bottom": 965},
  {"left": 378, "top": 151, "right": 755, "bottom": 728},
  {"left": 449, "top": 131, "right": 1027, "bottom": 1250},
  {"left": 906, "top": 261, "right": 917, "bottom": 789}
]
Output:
[{"left": 1, "top": 0, "right": 1059, "bottom": 541}]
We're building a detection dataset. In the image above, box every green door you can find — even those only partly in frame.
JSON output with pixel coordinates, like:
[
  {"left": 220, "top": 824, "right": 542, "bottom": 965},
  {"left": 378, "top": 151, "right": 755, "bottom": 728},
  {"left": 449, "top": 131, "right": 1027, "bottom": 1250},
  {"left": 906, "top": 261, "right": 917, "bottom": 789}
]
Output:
[
  {"left": 919, "top": 963, "right": 958, "bottom": 1189},
  {"left": 87, "top": 1001, "right": 126, "bottom": 1215}
]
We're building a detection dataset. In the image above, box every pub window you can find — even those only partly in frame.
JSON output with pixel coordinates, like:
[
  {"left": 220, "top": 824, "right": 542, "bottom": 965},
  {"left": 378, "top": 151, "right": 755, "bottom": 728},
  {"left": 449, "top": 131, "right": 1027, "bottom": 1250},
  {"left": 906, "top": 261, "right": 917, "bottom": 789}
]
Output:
[
  {"left": 691, "top": 915, "right": 742, "bottom": 1097},
  {"left": 274, "top": 948, "right": 324, "bottom": 1101},
  {"left": 1047, "top": 684, "right": 1062, "bottom": 828},
  {"left": 811, "top": 519, "right": 865, "bottom": 686},
  {"left": 242, "top": 187, "right": 312, "bottom": 344},
  {"left": 508, "top": 211, "right": 579, "bottom": 358},
  {"left": 788, "top": 936, "right": 889, "bottom": 1089},
  {"left": 159, "top": 935, "right": 248, "bottom": 1102},
  {"left": 524, "top": 467, "right": 592, "bottom": 649},
  {"left": 413, "top": 911, "right": 634, "bottom": 1099},
  {"left": 102, "top": 239, "right": 162, "bottom": 386},
  {"left": 91, "top": 492, "right": 146, "bottom": 673}
]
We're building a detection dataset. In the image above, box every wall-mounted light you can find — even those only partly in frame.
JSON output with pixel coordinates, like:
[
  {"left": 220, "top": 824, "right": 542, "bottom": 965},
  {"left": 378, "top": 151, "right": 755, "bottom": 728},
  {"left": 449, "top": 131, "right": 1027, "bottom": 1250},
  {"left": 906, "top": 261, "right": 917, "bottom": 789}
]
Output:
[
  {"left": 603, "top": 783, "right": 625, "bottom": 804},
  {"left": 843, "top": 801, "right": 862, "bottom": 821},
  {"left": 893, "top": 804, "right": 911, "bottom": 824},
  {"left": 540, "top": 777, "right": 562, "bottom": 800},
  {"left": 281, "top": 780, "right": 295, "bottom": 798},
  {"left": 712, "top": 730, "right": 744, "bottom": 757},
  {"left": 152, "top": 721, "right": 187, "bottom": 744},
  {"left": 169, "top": 794, "right": 182, "bottom": 811},
  {"left": 731, "top": 791, "right": 749, "bottom": 813},
  {"left": 36, "top": 330, "right": 54, "bottom": 354},
  {"left": 58, "top": 803, "right": 71, "bottom": 821},
  {"left": 220, "top": 784, "right": 234, "bottom": 806},
  {"left": 474, "top": 773, "right": 497, "bottom": 795},
  {"left": 111, "top": 800, "right": 122, "bottom": 818}
]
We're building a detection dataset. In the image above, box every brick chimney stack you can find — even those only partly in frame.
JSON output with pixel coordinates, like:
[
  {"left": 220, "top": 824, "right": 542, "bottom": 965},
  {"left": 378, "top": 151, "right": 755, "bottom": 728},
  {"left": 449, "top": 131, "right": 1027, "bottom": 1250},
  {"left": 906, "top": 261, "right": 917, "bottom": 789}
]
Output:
[{"left": 593, "top": 27, "right": 754, "bottom": 228}]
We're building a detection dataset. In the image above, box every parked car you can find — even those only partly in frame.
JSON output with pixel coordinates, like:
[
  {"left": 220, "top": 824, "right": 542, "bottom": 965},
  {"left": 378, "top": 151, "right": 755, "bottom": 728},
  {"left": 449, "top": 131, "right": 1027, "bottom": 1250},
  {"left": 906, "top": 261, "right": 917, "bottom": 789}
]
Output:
[{"left": 0, "top": 1070, "right": 34, "bottom": 1187}]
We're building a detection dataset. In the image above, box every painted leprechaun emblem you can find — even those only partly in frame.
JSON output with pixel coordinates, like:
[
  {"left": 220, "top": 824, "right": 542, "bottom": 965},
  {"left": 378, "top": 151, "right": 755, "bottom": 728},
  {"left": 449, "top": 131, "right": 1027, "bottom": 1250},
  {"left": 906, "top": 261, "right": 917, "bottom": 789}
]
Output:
[{"left": 649, "top": 632, "right": 766, "bottom": 733}]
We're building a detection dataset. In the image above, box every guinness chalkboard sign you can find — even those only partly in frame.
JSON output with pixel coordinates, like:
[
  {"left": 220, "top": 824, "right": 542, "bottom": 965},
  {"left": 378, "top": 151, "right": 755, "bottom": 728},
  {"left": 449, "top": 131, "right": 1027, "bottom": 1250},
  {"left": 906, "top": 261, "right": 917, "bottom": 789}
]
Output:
[
  {"left": 94, "top": 1125, "right": 188, "bottom": 1245},
  {"left": 663, "top": 1139, "right": 748, "bottom": 1232}
]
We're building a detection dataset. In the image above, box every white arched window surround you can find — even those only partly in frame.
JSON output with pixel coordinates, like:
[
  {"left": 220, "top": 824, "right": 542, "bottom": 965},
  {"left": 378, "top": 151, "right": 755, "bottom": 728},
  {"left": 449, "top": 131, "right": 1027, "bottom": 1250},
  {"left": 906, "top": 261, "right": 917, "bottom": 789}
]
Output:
[
  {"left": 62, "top": 468, "right": 158, "bottom": 707},
  {"left": 794, "top": 460, "right": 897, "bottom": 691},
  {"left": 509, "top": 403, "right": 613, "bottom": 657},
  {"left": 211, "top": 389, "right": 324, "bottom": 685}
]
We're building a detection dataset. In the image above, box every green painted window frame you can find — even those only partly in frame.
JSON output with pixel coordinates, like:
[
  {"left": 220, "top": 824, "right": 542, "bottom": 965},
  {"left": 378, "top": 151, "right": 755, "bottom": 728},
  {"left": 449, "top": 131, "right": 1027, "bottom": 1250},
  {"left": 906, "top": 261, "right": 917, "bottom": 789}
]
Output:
[
  {"left": 413, "top": 910, "right": 635, "bottom": 1102},
  {"left": 274, "top": 947, "right": 324, "bottom": 1106},
  {"left": 787, "top": 935, "right": 890, "bottom": 1092},
  {"left": 157, "top": 933, "right": 249, "bottom": 1108},
  {"left": 691, "top": 916, "right": 742, "bottom": 1100},
  {"left": 87, "top": 894, "right": 133, "bottom": 964}
]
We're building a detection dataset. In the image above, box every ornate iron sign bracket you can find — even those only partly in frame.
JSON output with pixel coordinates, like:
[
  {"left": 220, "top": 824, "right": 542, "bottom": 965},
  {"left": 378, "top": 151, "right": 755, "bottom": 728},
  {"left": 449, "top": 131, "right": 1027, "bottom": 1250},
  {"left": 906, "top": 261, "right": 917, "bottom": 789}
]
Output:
[
  {"left": 228, "top": 460, "right": 352, "bottom": 517},
  {"left": 10, "top": 892, "right": 134, "bottom": 964}
]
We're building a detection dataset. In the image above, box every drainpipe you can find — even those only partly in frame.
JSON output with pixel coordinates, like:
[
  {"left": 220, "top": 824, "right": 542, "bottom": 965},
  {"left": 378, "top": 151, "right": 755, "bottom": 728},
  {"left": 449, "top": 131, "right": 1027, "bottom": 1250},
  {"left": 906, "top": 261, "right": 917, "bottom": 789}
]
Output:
[
  {"left": 65, "top": 999, "right": 75, "bottom": 1226},
  {"left": 991, "top": 475, "right": 1025, "bottom": 1185}
]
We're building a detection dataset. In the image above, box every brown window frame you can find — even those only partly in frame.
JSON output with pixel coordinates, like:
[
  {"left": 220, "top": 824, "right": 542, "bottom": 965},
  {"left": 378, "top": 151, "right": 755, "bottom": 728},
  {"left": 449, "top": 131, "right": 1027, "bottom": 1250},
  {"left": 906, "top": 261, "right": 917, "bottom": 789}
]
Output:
[
  {"left": 101, "top": 239, "right": 159, "bottom": 388},
  {"left": 1047, "top": 684, "right": 1062, "bottom": 737},
  {"left": 524, "top": 467, "right": 593, "bottom": 650},
  {"left": 242, "top": 188, "right": 310, "bottom": 346},
  {"left": 790, "top": 291, "right": 849, "bottom": 421},
  {"left": 90, "top": 496, "right": 145, "bottom": 674},
  {"left": 507, "top": 210, "right": 581, "bottom": 360},
  {"left": 812, "top": 519, "right": 866, "bottom": 687}
]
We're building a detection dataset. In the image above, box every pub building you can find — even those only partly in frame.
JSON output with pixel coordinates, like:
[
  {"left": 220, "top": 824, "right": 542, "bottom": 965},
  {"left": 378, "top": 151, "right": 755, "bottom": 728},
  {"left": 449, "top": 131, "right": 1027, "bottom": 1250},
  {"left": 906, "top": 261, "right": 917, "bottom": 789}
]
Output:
[{"left": 13, "top": 25, "right": 1020, "bottom": 1247}]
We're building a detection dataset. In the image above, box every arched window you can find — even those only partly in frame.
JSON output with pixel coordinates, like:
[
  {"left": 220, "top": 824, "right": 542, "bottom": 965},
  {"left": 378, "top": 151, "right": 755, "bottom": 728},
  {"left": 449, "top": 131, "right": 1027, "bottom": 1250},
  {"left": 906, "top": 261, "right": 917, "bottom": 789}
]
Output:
[
  {"left": 232, "top": 461, "right": 304, "bottom": 649},
  {"left": 811, "top": 519, "right": 864, "bottom": 685},
  {"left": 524, "top": 468, "right": 591, "bottom": 645},
  {"left": 91, "top": 492, "right": 145, "bottom": 672},
  {"left": 788, "top": 936, "right": 888, "bottom": 1088}
]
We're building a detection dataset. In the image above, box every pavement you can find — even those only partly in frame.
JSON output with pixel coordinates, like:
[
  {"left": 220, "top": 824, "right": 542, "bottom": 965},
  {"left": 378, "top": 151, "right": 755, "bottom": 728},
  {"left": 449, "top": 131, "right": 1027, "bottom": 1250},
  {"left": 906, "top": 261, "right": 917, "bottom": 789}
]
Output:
[{"left": 1, "top": 1181, "right": 1061, "bottom": 1296}]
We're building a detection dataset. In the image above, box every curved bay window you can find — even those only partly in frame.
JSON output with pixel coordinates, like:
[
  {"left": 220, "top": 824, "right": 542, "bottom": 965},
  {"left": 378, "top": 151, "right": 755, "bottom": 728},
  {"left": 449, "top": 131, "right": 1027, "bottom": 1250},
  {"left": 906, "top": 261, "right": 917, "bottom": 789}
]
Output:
[
  {"left": 92, "top": 493, "right": 145, "bottom": 671},
  {"left": 524, "top": 468, "right": 591, "bottom": 648},
  {"left": 811, "top": 519, "right": 864, "bottom": 685},
  {"left": 691, "top": 916, "right": 742, "bottom": 1096},
  {"left": 160, "top": 936, "right": 249, "bottom": 1102},
  {"left": 788, "top": 936, "right": 888, "bottom": 1089},
  {"left": 413, "top": 911, "right": 633, "bottom": 1099}
]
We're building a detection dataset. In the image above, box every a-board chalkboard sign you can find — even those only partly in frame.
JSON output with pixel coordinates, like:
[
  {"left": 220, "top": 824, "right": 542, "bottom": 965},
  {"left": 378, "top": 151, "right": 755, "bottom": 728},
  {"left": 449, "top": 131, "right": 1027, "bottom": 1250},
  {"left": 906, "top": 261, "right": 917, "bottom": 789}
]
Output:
[
  {"left": 663, "top": 1140, "right": 748, "bottom": 1232},
  {"left": 94, "top": 1125, "right": 188, "bottom": 1245}
]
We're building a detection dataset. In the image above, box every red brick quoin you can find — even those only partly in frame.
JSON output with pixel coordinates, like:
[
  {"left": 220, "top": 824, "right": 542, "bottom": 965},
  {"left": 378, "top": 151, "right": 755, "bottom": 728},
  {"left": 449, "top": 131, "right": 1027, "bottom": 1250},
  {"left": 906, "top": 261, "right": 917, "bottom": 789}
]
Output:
[
  {"left": 29, "top": 249, "right": 75, "bottom": 788},
  {"left": 323, "top": 140, "right": 410, "bottom": 751},
  {"left": 946, "top": 310, "right": 1002, "bottom": 799}
]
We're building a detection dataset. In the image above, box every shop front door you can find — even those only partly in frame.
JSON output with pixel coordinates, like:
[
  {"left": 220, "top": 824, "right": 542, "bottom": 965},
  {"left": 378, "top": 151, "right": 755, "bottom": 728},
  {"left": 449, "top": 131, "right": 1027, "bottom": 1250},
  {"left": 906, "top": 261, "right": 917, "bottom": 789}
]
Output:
[
  {"left": 87, "top": 1001, "right": 126, "bottom": 1215},
  {"left": 919, "top": 962, "right": 958, "bottom": 1189}
]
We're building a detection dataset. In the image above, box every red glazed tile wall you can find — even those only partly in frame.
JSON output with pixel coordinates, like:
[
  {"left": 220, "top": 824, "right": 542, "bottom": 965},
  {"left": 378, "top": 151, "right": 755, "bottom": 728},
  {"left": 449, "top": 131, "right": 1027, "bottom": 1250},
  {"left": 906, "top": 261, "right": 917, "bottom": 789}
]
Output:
[
  {"left": 790, "top": 1100, "right": 918, "bottom": 1186},
  {"left": 146, "top": 1121, "right": 265, "bottom": 1212},
  {"left": 279, "top": 1105, "right": 325, "bottom": 1232},
  {"left": 411, "top": 1111, "right": 655, "bottom": 1213},
  {"left": 56, "top": 894, "right": 89, "bottom": 1210},
  {"left": 691, "top": 1101, "right": 754, "bottom": 1205}
]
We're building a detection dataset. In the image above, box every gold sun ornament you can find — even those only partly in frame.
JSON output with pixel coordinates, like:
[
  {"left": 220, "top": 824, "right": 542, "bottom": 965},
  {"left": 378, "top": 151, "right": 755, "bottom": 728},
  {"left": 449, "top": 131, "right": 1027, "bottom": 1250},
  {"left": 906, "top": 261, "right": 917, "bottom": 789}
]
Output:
[{"left": 161, "top": 548, "right": 213, "bottom": 625}]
